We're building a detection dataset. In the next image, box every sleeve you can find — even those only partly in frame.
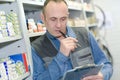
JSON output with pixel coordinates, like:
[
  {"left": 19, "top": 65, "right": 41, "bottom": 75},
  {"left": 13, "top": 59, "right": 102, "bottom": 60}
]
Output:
[
  {"left": 89, "top": 33, "right": 113, "bottom": 80},
  {"left": 32, "top": 47, "right": 72, "bottom": 80}
]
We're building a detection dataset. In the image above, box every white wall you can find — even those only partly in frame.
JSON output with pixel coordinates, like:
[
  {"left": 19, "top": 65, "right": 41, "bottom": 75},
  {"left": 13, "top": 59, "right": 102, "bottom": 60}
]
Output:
[{"left": 94, "top": 0, "right": 120, "bottom": 80}]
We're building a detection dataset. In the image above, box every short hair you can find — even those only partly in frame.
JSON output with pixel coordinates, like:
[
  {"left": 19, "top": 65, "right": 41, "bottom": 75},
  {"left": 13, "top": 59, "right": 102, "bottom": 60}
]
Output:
[{"left": 42, "top": 0, "right": 68, "bottom": 15}]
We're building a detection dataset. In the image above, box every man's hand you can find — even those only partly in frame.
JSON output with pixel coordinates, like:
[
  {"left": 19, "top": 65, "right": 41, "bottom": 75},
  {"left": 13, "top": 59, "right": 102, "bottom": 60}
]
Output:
[
  {"left": 60, "top": 37, "right": 78, "bottom": 56},
  {"left": 82, "top": 72, "right": 104, "bottom": 80}
]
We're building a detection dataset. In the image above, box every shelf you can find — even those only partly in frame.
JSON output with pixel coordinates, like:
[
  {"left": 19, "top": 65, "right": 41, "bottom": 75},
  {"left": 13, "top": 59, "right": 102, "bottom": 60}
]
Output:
[
  {"left": 68, "top": 6, "right": 82, "bottom": 11},
  {"left": 28, "top": 31, "right": 46, "bottom": 38},
  {"left": 0, "top": 0, "right": 15, "bottom": 3},
  {"left": 22, "top": 0, "right": 44, "bottom": 6},
  {"left": 0, "top": 35, "right": 22, "bottom": 43},
  {"left": 21, "top": 0, "right": 44, "bottom": 11},
  {"left": 85, "top": 9, "right": 94, "bottom": 13},
  {"left": 21, "top": 0, "right": 82, "bottom": 11},
  {"left": 88, "top": 23, "right": 97, "bottom": 28}
]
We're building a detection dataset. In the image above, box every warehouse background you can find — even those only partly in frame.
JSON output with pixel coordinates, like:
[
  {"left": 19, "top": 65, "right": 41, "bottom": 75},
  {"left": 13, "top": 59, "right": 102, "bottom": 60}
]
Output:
[{"left": 94, "top": 0, "right": 120, "bottom": 80}]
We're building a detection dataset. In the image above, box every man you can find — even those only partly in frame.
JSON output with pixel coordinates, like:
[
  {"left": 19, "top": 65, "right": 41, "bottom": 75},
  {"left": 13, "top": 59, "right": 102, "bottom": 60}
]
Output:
[{"left": 31, "top": 0, "right": 113, "bottom": 80}]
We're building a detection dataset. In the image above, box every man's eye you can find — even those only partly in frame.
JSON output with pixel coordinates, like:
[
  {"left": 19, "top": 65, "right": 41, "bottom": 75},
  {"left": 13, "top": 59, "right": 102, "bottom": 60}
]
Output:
[
  {"left": 61, "top": 17, "right": 67, "bottom": 21},
  {"left": 50, "top": 18, "right": 56, "bottom": 21}
]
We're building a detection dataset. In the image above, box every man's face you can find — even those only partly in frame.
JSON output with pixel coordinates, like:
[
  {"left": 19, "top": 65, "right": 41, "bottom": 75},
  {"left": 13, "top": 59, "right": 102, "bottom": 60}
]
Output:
[{"left": 42, "top": 1, "right": 69, "bottom": 38}]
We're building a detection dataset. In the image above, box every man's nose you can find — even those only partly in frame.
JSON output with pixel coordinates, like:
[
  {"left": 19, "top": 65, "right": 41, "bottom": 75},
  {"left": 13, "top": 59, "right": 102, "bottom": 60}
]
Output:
[{"left": 56, "top": 20, "right": 61, "bottom": 27}]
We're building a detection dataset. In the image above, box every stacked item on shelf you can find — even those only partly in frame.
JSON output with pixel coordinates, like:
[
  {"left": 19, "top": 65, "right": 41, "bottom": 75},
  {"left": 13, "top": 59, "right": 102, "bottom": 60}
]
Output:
[
  {"left": 83, "top": 1, "right": 93, "bottom": 11},
  {"left": 0, "top": 11, "right": 8, "bottom": 38},
  {"left": 6, "top": 11, "right": 21, "bottom": 36},
  {"left": 68, "top": 18, "right": 86, "bottom": 27},
  {"left": 0, "top": 53, "right": 29, "bottom": 80},
  {"left": 0, "top": 10, "right": 21, "bottom": 38},
  {"left": 27, "top": 18, "right": 46, "bottom": 33},
  {"left": 67, "top": 18, "right": 74, "bottom": 27},
  {"left": 66, "top": 0, "right": 82, "bottom": 9},
  {"left": 74, "top": 18, "right": 86, "bottom": 27},
  {"left": 27, "top": 19, "right": 37, "bottom": 33},
  {"left": 87, "top": 16, "right": 96, "bottom": 25}
]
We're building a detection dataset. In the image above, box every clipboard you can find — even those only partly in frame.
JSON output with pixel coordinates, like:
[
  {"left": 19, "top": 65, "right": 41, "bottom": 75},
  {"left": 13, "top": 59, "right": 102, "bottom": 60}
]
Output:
[{"left": 62, "top": 64, "right": 103, "bottom": 80}]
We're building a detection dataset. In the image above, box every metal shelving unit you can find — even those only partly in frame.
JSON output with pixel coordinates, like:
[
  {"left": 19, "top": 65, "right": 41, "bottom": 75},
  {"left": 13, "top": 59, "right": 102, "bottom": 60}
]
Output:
[{"left": 0, "top": 0, "right": 31, "bottom": 80}]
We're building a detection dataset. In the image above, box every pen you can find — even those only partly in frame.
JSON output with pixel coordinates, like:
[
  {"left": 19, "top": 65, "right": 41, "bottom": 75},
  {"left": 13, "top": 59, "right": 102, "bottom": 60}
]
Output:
[
  {"left": 59, "top": 30, "right": 68, "bottom": 38},
  {"left": 59, "top": 31, "right": 81, "bottom": 47}
]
